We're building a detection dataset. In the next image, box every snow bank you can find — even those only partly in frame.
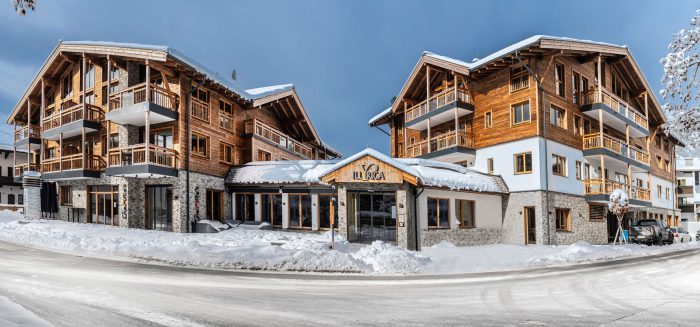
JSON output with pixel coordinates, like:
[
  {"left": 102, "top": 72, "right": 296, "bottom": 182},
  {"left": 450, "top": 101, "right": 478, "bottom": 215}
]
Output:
[{"left": 0, "top": 295, "right": 53, "bottom": 327}]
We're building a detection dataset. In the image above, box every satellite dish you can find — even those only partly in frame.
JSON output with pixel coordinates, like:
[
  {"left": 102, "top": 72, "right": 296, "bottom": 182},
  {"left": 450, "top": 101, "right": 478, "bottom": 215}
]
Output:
[{"left": 231, "top": 69, "right": 237, "bottom": 81}]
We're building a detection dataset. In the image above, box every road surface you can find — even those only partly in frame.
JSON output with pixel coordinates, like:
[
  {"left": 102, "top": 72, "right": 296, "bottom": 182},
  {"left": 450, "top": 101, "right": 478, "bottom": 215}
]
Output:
[{"left": 0, "top": 241, "right": 699, "bottom": 326}]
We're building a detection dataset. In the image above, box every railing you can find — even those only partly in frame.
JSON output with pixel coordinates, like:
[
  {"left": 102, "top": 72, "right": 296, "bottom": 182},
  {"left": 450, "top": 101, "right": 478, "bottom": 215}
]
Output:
[
  {"left": 109, "top": 83, "right": 179, "bottom": 112},
  {"left": 108, "top": 144, "right": 178, "bottom": 168},
  {"left": 404, "top": 87, "right": 473, "bottom": 122},
  {"left": 14, "top": 163, "right": 39, "bottom": 177},
  {"left": 42, "top": 103, "right": 105, "bottom": 131},
  {"left": 584, "top": 178, "right": 651, "bottom": 202},
  {"left": 244, "top": 119, "right": 313, "bottom": 159},
  {"left": 406, "top": 130, "right": 474, "bottom": 158},
  {"left": 14, "top": 124, "right": 40, "bottom": 141},
  {"left": 582, "top": 133, "right": 650, "bottom": 165},
  {"left": 42, "top": 154, "right": 106, "bottom": 173},
  {"left": 191, "top": 98, "right": 210, "bottom": 122},
  {"left": 581, "top": 88, "right": 648, "bottom": 130},
  {"left": 219, "top": 113, "right": 234, "bottom": 131}
]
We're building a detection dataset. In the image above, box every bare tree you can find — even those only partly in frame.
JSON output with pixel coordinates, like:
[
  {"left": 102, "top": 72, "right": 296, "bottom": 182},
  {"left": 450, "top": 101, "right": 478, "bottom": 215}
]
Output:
[{"left": 11, "top": 0, "right": 36, "bottom": 15}]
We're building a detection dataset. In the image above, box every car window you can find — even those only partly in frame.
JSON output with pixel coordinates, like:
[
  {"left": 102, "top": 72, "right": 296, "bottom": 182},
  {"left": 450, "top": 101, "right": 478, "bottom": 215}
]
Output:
[
  {"left": 670, "top": 228, "right": 677, "bottom": 232},
  {"left": 638, "top": 221, "right": 656, "bottom": 226},
  {"left": 678, "top": 228, "right": 686, "bottom": 233}
]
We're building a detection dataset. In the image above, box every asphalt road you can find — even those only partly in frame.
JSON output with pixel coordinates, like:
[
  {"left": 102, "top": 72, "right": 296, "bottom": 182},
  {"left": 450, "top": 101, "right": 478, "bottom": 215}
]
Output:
[{"left": 0, "top": 241, "right": 699, "bottom": 327}]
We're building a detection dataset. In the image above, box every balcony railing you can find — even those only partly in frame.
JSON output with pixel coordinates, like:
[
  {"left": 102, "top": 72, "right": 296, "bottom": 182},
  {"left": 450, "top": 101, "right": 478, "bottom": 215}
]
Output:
[
  {"left": 584, "top": 178, "right": 650, "bottom": 202},
  {"left": 42, "top": 154, "right": 106, "bottom": 173},
  {"left": 404, "top": 87, "right": 473, "bottom": 122},
  {"left": 14, "top": 124, "right": 40, "bottom": 142},
  {"left": 219, "top": 113, "right": 234, "bottom": 131},
  {"left": 109, "top": 82, "right": 179, "bottom": 112},
  {"left": 406, "top": 131, "right": 473, "bottom": 158},
  {"left": 244, "top": 119, "right": 313, "bottom": 159},
  {"left": 108, "top": 144, "right": 178, "bottom": 168},
  {"left": 42, "top": 103, "right": 105, "bottom": 131},
  {"left": 581, "top": 88, "right": 648, "bottom": 130},
  {"left": 582, "top": 133, "right": 650, "bottom": 166},
  {"left": 191, "top": 98, "right": 210, "bottom": 122},
  {"left": 14, "top": 163, "right": 39, "bottom": 177}
]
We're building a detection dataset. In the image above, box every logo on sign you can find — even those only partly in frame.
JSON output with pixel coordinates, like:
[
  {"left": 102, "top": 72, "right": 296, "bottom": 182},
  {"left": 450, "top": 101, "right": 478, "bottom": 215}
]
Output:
[{"left": 353, "top": 163, "right": 385, "bottom": 181}]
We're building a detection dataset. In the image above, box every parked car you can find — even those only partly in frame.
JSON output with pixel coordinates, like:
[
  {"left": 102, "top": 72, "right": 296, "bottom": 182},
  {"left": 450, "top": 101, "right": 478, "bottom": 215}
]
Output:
[
  {"left": 670, "top": 227, "right": 692, "bottom": 243},
  {"left": 696, "top": 229, "right": 700, "bottom": 242},
  {"left": 629, "top": 219, "right": 674, "bottom": 245}
]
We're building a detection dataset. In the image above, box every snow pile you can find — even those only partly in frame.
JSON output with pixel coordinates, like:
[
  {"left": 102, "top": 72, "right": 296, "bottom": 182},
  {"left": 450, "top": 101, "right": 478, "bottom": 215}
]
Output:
[
  {"left": 608, "top": 188, "right": 629, "bottom": 216},
  {"left": 351, "top": 241, "right": 429, "bottom": 274},
  {"left": 0, "top": 295, "right": 52, "bottom": 327}
]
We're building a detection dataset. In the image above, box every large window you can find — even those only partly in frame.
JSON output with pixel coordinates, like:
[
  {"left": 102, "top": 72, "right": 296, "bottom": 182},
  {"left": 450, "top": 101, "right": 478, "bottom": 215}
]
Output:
[
  {"left": 206, "top": 189, "right": 223, "bottom": 222},
  {"left": 555, "top": 64, "right": 565, "bottom": 97},
  {"left": 235, "top": 193, "right": 254, "bottom": 222},
  {"left": 510, "top": 66, "right": 529, "bottom": 92},
  {"left": 88, "top": 185, "right": 119, "bottom": 226},
  {"left": 427, "top": 197, "right": 450, "bottom": 228},
  {"left": 261, "top": 193, "right": 283, "bottom": 227},
  {"left": 318, "top": 194, "right": 338, "bottom": 229},
  {"left": 511, "top": 101, "right": 531, "bottom": 125},
  {"left": 191, "top": 133, "right": 209, "bottom": 157},
  {"left": 220, "top": 142, "right": 234, "bottom": 164},
  {"left": 550, "top": 105, "right": 566, "bottom": 129},
  {"left": 555, "top": 208, "right": 571, "bottom": 232},
  {"left": 514, "top": 152, "right": 532, "bottom": 174},
  {"left": 552, "top": 154, "right": 567, "bottom": 177},
  {"left": 289, "top": 194, "right": 312, "bottom": 228},
  {"left": 455, "top": 199, "right": 475, "bottom": 228}
]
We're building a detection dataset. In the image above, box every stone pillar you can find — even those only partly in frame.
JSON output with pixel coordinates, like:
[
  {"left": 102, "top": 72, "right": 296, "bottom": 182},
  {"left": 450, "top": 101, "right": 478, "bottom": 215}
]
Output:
[
  {"left": 397, "top": 185, "right": 418, "bottom": 251},
  {"left": 337, "top": 187, "right": 348, "bottom": 240},
  {"left": 22, "top": 172, "right": 42, "bottom": 220}
]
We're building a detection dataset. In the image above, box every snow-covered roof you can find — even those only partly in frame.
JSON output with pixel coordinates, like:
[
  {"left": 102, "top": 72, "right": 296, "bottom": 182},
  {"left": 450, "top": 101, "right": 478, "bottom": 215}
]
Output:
[
  {"left": 226, "top": 148, "right": 508, "bottom": 193},
  {"left": 368, "top": 106, "right": 392, "bottom": 126},
  {"left": 245, "top": 84, "right": 294, "bottom": 99}
]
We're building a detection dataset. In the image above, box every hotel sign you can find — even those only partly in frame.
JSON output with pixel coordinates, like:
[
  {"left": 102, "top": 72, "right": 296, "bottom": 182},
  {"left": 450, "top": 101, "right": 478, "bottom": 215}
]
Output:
[
  {"left": 353, "top": 163, "right": 386, "bottom": 181},
  {"left": 322, "top": 155, "right": 412, "bottom": 185}
]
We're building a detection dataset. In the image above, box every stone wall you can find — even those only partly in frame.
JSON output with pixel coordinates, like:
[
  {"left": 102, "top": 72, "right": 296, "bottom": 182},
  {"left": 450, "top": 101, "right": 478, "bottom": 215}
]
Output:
[{"left": 421, "top": 228, "right": 502, "bottom": 247}]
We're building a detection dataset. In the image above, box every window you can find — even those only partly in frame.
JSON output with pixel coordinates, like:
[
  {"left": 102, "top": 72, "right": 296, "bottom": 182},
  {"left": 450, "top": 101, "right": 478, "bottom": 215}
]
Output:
[
  {"left": 594, "top": 61, "right": 606, "bottom": 87},
  {"left": 219, "top": 100, "right": 234, "bottom": 131},
  {"left": 663, "top": 140, "right": 670, "bottom": 153},
  {"left": 657, "top": 185, "right": 662, "bottom": 198},
  {"left": 318, "top": 194, "right": 338, "bottom": 229},
  {"left": 7, "top": 194, "right": 15, "bottom": 205},
  {"left": 17, "top": 195, "right": 23, "bottom": 205},
  {"left": 555, "top": 64, "right": 565, "bottom": 97},
  {"left": 555, "top": 208, "right": 571, "bottom": 232},
  {"left": 191, "top": 133, "right": 209, "bottom": 157},
  {"left": 550, "top": 105, "right": 566, "bottom": 129},
  {"left": 219, "top": 100, "right": 233, "bottom": 115},
  {"left": 235, "top": 193, "right": 254, "bottom": 222},
  {"left": 573, "top": 115, "right": 582, "bottom": 135},
  {"left": 656, "top": 155, "right": 663, "bottom": 169},
  {"left": 514, "top": 152, "right": 532, "bottom": 174},
  {"left": 87, "top": 185, "right": 119, "bottom": 226},
  {"left": 289, "top": 194, "right": 312, "bottom": 228},
  {"left": 6, "top": 167, "right": 11, "bottom": 177},
  {"left": 665, "top": 187, "right": 670, "bottom": 199},
  {"left": 510, "top": 66, "right": 529, "bottom": 91},
  {"left": 511, "top": 101, "right": 531, "bottom": 125},
  {"left": 665, "top": 160, "right": 671, "bottom": 173},
  {"left": 428, "top": 197, "right": 450, "bottom": 228},
  {"left": 261, "top": 193, "right": 283, "bottom": 227},
  {"left": 552, "top": 154, "right": 567, "bottom": 176},
  {"left": 487, "top": 158, "right": 494, "bottom": 174},
  {"left": 220, "top": 142, "right": 234, "bottom": 164},
  {"left": 584, "top": 163, "right": 591, "bottom": 179},
  {"left": 192, "top": 89, "right": 210, "bottom": 122},
  {"left": 60, "top": 186, "right": 73, "bottom": 206},
  {"left": 575, "top": 161, "right": 582, "bottom": 180},
  {"left": 196, "top": 89, "right": 209, "bottom": 102},
  {"left": 655, "top": 135, "right": 661, "bottom": 148},
  {"left": 85, "top": 64, "right": 95, "bottom": 90},
  {"left": 62, "top": 72, "right": 73, "bottom": 99},
  {"left": 455, "top": 199, "right": 475, "bottom": 228},
  {"left": 206, "top": 189, "right": 223, "bottom": 222},
  {"left": 572, "top": 71, "right": 581, "bottom": 104},
  {"left": 257, "top": 149, "right": 271, "bottom": 161},
  {"left": 583, "top": 119, "right": 591, "bottom": 134},
  {"left": 484, "top": 111, "right": 493, "bottom": 128}
]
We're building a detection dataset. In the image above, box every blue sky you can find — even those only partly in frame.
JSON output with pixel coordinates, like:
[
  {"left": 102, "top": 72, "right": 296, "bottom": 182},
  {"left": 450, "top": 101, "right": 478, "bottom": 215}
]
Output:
[{"left": 0, "top": 0, "right": 697, "bottom": 155}]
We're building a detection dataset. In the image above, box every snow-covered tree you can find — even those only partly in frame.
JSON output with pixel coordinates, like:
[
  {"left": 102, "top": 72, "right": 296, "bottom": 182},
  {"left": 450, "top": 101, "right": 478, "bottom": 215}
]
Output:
[
  {"left": 608, "top": 188, "right": 629, "bottom": 245},
  {"left": 11, "top": 0, "right": 35, "bottom": 15},
  {"left": 660, "top": 9, "right": 700, "bottom": 147}
]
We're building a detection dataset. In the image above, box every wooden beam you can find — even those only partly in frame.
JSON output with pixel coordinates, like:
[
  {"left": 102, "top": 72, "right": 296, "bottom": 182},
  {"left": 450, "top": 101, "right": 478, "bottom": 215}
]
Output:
[{"left": 577, "top": 52, "right": 600, "bottom": 64}]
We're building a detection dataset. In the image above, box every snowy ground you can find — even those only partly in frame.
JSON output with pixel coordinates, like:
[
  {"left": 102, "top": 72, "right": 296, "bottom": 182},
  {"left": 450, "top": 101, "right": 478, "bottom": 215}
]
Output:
[
  {"left": 0, "top": 295, "right": 53, "bottom": 327},
  {"left": 0, "top": 210, "right": 698, "bottom": 275}
]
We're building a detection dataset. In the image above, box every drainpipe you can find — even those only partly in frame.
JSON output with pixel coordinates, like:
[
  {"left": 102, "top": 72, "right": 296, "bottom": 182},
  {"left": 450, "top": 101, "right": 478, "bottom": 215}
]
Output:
[
  {"left": 516, "top": 51, "right": 551, "bottom": 245},
  {"left": 413, "top": 187, "right": 424, "bottom": 251},
  {"left": 186, "top": 79, "right": 205, "bottom": 233}
]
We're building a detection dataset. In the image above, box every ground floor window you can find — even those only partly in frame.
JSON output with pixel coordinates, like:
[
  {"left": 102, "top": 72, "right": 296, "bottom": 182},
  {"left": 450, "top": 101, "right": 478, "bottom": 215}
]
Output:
[
  {"left": 88, "top": 185, "right": 119, "bottom": 226},
  {"left": 60, "top": 186, "right": 73, "bottom": 206},
  {"left": 428, "top": 197, "right": 450, "bottom": 228},
  {"left": 7, "top": 194, "right": 15, "bottom": 205},
  {"left": 206, "top": 189, "right": 224, "bottom": 222},
  {"left": 555, "top": 208, "right": 571, "bottom": 232},
  {"left": 318, "top": 194, "right": 337, "bottom": 229},
  {"left": 288, "top": 194, "right": 312, "bottom": 228},
  {"left": 235, "top": 193, "right": 254, "bottom": 222},
  {"left": 261, "top": 193, "right": 282, "bottom": 227},
  {"left": 17, "top": 195, "right": 23, "bottom": 205},
  {"left": 455, "top": 199, "right": 475, "bottom": 228}
]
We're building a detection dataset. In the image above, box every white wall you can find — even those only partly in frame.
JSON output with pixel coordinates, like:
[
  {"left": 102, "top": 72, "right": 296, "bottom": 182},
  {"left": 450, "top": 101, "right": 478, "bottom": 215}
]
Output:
[
  {"left": 474, "top": 137, "right": 542, "bottom": 192},
  {"left": 416, "top": 188, "right": 502, "bottom": 230},
  {"left": 651, "top": 175, "right": 675, "bottom": 210},
  {"left": 544, "top": 139, "right": 586, "bottom": 196},
  {"left": 0, "top": 185, "right": 23, "bottom": 206}
]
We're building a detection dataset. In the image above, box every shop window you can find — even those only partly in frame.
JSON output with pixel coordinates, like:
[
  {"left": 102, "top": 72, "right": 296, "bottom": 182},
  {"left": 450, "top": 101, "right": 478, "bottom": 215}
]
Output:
[
  {"left": 555, "top": 208, "right": 571, "bottom": 232},
  {"left": 319, "top": 194, "right": 338, "bottom": 229},
  {"left": 455, "top": 199, "right": 475, "bottom": 228},
  {"left": 427, "top": 197, "right": 450, "bottom": 228},
  {"left": 261, "top": 193, "right": 283, "bottom": 227},
  {"left": 235, "top": 193, "right": 254, "bottom": 222},
  {"left": 289, "top": 194, "right": 312, "bottom": 228}
]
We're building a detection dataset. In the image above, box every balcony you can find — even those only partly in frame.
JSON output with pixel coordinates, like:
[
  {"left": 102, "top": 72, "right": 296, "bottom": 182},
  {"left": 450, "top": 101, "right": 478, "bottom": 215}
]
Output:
[
  {"left": 404, "top": 87, "right": 474, "bottom": 130},
  {"left": 13, "top": 124, "right": 41, "bottom": 150},
  {"left": 580, "top": 88, "right": 648, "bottom": 137},
  {"left": 582, "top": 133, "right": 650, "bottom": 171},
  {"left": 13, "top": 163, "right": 39, "bottom": 182},
  {"left": 191, "top": 98, "right": 210, "bottom": 122},
  {"left": 584, "top": 178, "right": 651, "bottom": 206},
  {"left": 41, "top": 154, "right": 105, "bottom": 180},
  {"left": 107, "top": 83, "right": 179, "bottom": 126},
  {"left": 41, "top": 102, "right": 104, "bottom": 140},
  {"left": 244, "top": 119, "right": 313, "bottom": 159},
  {"left": 106, "top": 144, "right": 178, "bottom": 178},
  {"left": 405, "top": 130, "right": 475, "bottom": 163}
]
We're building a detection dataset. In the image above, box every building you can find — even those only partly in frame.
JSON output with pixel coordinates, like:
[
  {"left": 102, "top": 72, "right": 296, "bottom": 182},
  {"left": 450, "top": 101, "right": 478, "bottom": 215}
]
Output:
[
  {"left": 0, "top": 145, "right": 27, "bottom": 211},
  {"left": 676, "top": 150, "right": 700, "bottom": 224},
  {"left": 7, "top": 41, "right": 340, "bottom": 231},
  {"left": 369, "top": 35, "right": 683, "bottom": 245}
]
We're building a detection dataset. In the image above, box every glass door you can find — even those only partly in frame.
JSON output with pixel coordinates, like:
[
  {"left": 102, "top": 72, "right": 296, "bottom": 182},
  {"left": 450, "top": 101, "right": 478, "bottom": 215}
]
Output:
[
  {"left": 355, "top": 192, "right": 396, "bottom": 243},
  {"left": 525, "top": 206, "right": 536, "bottom": 244},
  {"left": 146, "top": 185, "right": 173, "bottom": 231}
]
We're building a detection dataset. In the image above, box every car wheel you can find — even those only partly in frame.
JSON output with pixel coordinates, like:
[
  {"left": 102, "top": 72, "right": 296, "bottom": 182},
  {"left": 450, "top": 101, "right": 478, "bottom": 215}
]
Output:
[{"left": 657, "top": 235, "right": 663, "bottom": 246}]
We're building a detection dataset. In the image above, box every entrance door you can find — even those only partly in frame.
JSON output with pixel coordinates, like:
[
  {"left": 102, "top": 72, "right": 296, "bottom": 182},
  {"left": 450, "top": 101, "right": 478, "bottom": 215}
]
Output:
[
  {"left": 355, "top": 192, "right": 396, "bottom": 243},
  {"left": 524, "top": 206, "right": 536, "bottom": 244},
  {"left": 206, "top": 189, "right": 223, "bottom": 222},
  {"left": 146, "top": 185, "right": 173, "bottom": 231}
]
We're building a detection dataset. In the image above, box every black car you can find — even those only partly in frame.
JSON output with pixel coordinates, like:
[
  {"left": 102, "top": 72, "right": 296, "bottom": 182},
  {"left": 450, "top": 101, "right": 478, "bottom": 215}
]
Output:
[{"left": 629, "top": 219, "right": 674, "bottom": 245}]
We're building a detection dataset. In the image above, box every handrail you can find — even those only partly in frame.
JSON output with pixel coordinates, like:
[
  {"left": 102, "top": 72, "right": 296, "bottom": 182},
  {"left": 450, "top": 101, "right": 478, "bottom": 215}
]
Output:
[
  {"left": 14, "top": 162, "right": 39, "bottom": 177},
  {"left": 584, "top": 178, "right": 650, "bottom": 201},
  {"left": 581, "top": 88, "right": 648, "bottom": 129},
  {"left": 191, "top": 97, "right": 210, "bottom": 122},
  {"left": 42, "top": 154, "right": 105, "bottom": 173},
  {"left": 14, "top": 124, "right": 40, "bottom": 141},
  {"left": 41, "top": 103, "right": 105, "bottom": 131},
  {"left": 219, "top": 112, "right": 234, "bottom": 131},
  {"left": 108, "top": 144, "right": 178, "bottom": 168},
  {"left": 109, "top": 82, "right": 179, "bottom": 112},
  {"left": 405, "top": 87, "right": 472, "bottom": 122},
  {"left": 244, "top": 119, "right": 313, "bottom": 159},
  {"left": 582, "top": 133, "right": 650, "bottom": 165},
  {"left": 406, "top": 130, "right": 474, "bottom": 157}
]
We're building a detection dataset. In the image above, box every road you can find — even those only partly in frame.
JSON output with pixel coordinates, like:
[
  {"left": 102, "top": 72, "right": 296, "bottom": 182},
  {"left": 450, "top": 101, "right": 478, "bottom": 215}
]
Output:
[{"left": 0, "top": 241, "right": 699, "bottom": 327}]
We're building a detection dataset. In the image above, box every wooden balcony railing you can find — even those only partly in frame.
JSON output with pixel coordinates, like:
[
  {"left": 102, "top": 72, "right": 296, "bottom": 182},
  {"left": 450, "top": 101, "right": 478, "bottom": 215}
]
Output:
[
  {"left": 108, "top": 144, "right": 178, "bottom": 168},
  {"left": 405, "top": 87, "right": 472, "bottom": 122},
  {"left": 14, "top": 124, "right": 40, "bottom": 142},
  {"left": 191, "top": 98, "right": 210, "bottom": 122},
  {"left": 582, "top": 133, "right": 650, "bottom": 166},
  {"left": 219, "top": 113, "right": 234, "bottom": 131},
  {"left": 584, "top": 178, "right": 650, "bottom": 202},
  {"left": 109, "top": 82, "right": 179, "bottom": 112},
  {"left": 406, "top": 131, "right": 474, "bottom": 158},
  {"left": 581, "top": 88, "right": 648, "bottom": 130},
  {"left": 42, "top": 154, "right": 106, "bottom": 173},
  {"left": 14, "top": 163, "right": 39, "bottom": 177},
  {"left": 244, "top": 119, "right": 313, "bottom": 159},
  {"left": 42, "top": 103, "right": 105, "bottom": 131}
]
